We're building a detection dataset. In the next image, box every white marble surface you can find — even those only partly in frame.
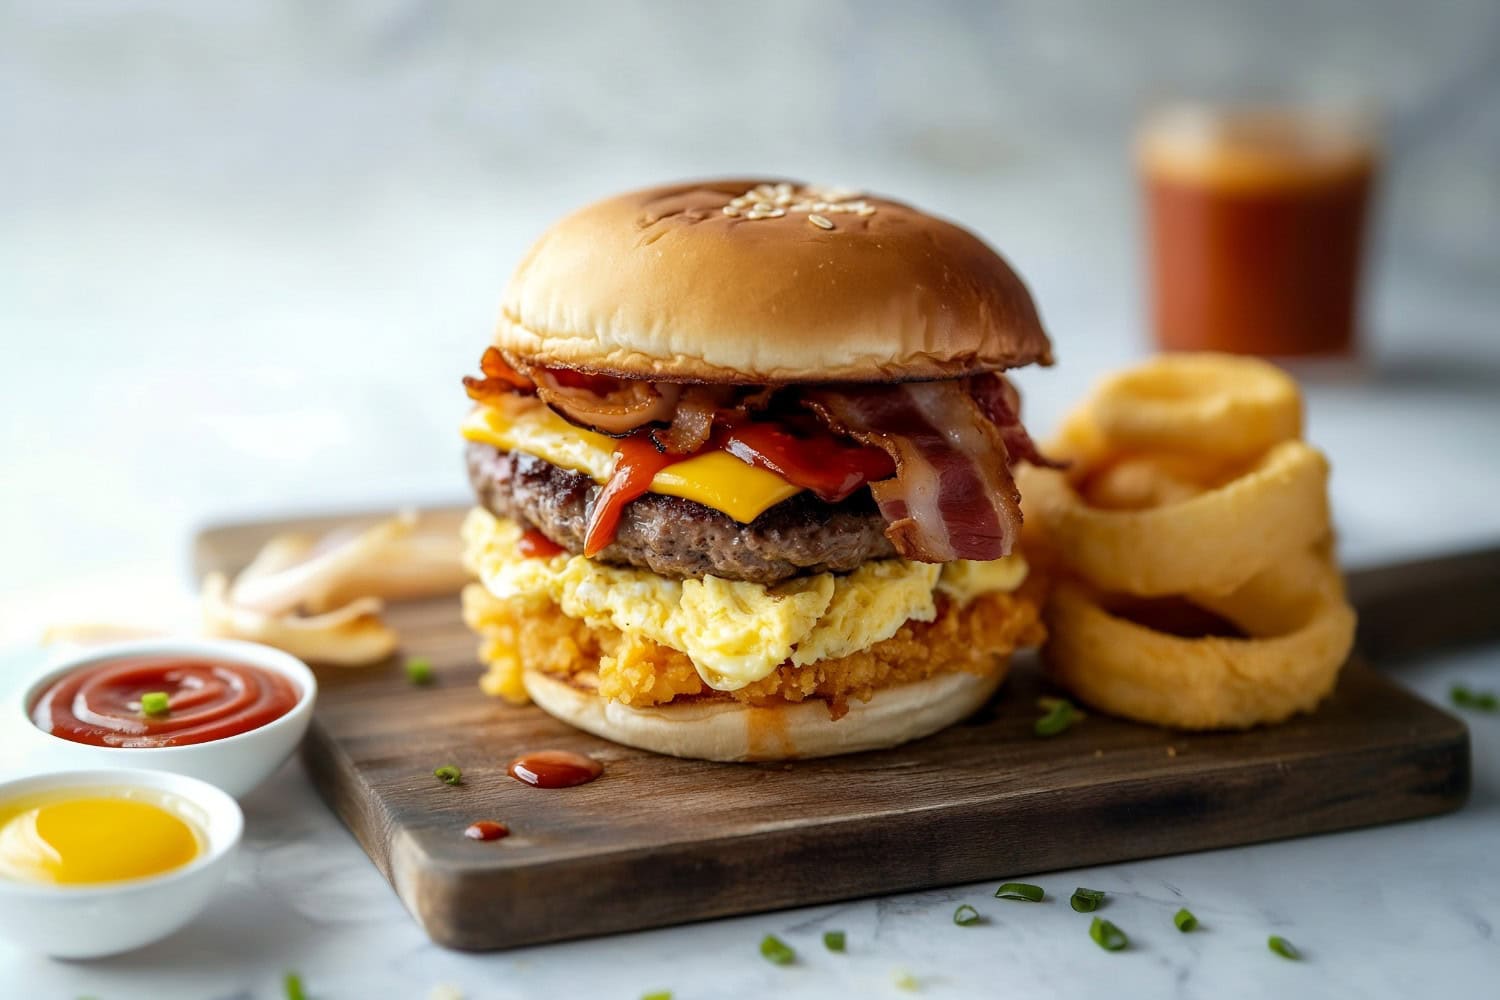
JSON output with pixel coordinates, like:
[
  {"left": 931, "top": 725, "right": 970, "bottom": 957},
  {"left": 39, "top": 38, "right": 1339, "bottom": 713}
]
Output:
[
  {"left": 1, "top": 639, "right": 1496, "bottom": 999},
  {"left": 3, "top": 2, "right": 1500, "bottom": 997}
]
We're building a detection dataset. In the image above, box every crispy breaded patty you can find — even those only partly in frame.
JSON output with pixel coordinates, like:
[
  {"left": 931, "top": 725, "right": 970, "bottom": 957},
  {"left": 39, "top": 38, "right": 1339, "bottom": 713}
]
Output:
[
  {"left": 463, "top": 582, "right": 1045, "bottom": 717},
  {"left": 465, "top": 441, "right": 897, "bottom": 584}
]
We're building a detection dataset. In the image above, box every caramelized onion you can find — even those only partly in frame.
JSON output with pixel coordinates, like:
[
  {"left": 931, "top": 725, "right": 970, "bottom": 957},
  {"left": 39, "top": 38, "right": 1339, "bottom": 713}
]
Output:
[{"left": 532, "top": 369, "right": 681, "bottom": 435}]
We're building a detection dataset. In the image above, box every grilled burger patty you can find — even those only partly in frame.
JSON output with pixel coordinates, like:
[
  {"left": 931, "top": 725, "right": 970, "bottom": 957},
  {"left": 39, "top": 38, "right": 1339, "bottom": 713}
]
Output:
[{"left": 466, "top": 441, "right": 897, "bottom": 584}]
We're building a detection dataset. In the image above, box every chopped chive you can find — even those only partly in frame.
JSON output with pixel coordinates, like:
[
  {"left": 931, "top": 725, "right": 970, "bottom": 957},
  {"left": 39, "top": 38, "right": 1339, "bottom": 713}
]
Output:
[
  {"left": 823, "top": 930, "right": 846, "bottom": 952},
  {"left": 284, "top": 971, "right": 308, "bottom": 1000},
  {"left": 641, "top": 992, "right": 673, "bottom": 1000},
  {"left": 1268, "top": 935, "right": 1299, "bottom": 960},
  {"left": 1451, "top": 684, "right": 1498, "bottom": 712},
  {"left": 140, "top": 691, "right": 171, "bottom": 717},
  {"left": 1070, "top": 888, "right": 1106, "bottom": 912},
  {"left": 953, "top": 903, "right": 981, "bottom": 926},
  {"left": 405, "top": 657, "right": 434, "bottom": 685},
  {"left": 760, "top": 934, "right": 795, "bottom": 965},
  {"left": 1174, "top": 908, "right": 1198, "bottom": 932},
  {"left": 995, "top": 881, "right": 1045, "bottom": 902},
  {"left": 433, "top": 764, "right": 462, "bottom": 786},
  {"left": 1089, "top": 917, "right": 1127, "bottom": 951},
  {"left": 1034, "top": 699, "right": 1078, "bottom": 737}
]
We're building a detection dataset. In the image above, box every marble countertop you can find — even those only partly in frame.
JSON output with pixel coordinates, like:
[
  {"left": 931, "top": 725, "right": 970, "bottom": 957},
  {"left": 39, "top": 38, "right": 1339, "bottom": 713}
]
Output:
[{"left": 2, "top": 638, "right": 1496, "bottom": 999}]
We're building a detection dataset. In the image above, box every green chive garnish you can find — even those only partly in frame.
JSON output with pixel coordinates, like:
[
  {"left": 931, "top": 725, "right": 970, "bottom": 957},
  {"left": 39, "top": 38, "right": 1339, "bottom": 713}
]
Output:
[
  {"left": 1070, "top": 888, "right": 1106, "bottom": 912},
  {"left": 140, "top": 691, "right": 170, "bottom": 717},
  {"left": 760, "top": 933, "right": 795, "bottom": 965},
  {"left": 1034, "top": 699, "right": 1078, "bottom": 737},
  {"left": 1174, "top": 908, "right": 1198, "bottom": 931},
  {"left": 284, "top": 971, "right": 308, "bottom": 1000},
  {"left": 823, "top": 930, "right": 846, "bottom": 952},
  {"left": 1451, "top": 684, "right": 1498, "bottom": 712},
  {"left": 406, "top": 657, "right": 434, "bottom": 685},
  {"left": 953, "top": 903, "right": 981, "bottom": 926},
  {"left": 1268, "top": 935, "right": 1299, "bottom": 960},
  {"left": 995, "top": 881, "right": 1045, "bottom": 902},
  {"left": 641, "top": 992, "right": 673, "bottom": 1000},
  {"left": 1089, "top": 917, "right": 1127, "bottom": 951},
  {"left": 434, "top": 764, "right": 462, "bottom": 786}
]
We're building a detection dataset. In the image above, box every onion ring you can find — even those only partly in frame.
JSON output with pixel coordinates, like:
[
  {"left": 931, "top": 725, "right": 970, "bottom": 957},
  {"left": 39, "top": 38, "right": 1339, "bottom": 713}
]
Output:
[
  {"left": 1018, "top": 440, "right": 1330, "bottom": 596},
  {"left": 1042, "top": 546, "right": 1355, "bottom": 729},
  {"left": 1088, "top": 353, "right": 1302, "bottom": 460},
  {"left": 1077, "top": 454, "right": 1212, "bottom": 510}
]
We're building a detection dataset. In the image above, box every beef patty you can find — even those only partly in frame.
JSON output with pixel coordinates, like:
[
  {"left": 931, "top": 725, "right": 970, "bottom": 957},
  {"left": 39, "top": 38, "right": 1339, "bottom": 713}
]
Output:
[{"left": 466, "top": 442, "right": 897, "bottom": 584}]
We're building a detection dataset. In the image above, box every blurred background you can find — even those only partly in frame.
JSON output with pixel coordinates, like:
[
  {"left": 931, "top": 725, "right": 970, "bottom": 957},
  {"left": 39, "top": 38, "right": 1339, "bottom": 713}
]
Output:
[{"left": 4, "top": 0, "right": 1499, "bottom": 640}]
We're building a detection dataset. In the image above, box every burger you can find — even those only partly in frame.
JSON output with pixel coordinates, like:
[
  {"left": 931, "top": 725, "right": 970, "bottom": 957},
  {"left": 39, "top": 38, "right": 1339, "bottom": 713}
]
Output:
[{"left": 459, "top": 179, "right": 1054, "bottom": 761}]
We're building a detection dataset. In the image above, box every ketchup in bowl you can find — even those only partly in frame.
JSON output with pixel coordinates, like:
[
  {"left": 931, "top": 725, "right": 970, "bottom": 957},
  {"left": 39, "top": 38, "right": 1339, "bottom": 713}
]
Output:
[{"left": 31, "top": 656, "right": 301, "bottom": 748}]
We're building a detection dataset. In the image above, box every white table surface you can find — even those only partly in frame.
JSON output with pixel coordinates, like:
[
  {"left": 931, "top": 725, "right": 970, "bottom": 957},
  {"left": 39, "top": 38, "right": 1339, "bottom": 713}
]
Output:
[{"left": 0, "top": 641, "right": 1496, "bottom": 1000}]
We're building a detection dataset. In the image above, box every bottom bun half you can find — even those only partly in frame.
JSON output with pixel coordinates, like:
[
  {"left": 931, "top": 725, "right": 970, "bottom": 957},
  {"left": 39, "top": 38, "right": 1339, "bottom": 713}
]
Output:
[{"left": 523, "top": 666, "right": 1008, "bottom": 762}]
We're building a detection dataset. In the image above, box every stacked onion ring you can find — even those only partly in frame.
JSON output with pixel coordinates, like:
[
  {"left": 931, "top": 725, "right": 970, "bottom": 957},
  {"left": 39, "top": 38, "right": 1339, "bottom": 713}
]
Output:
[{"left": 1017, "top": 353, "right": 1356, "bottom": 730}]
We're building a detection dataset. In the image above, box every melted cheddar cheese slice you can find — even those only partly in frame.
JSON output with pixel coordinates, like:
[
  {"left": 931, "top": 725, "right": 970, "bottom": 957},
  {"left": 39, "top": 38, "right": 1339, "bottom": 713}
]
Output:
[{"left": 462, "top": 397, "right": 802, "bottom": 524}]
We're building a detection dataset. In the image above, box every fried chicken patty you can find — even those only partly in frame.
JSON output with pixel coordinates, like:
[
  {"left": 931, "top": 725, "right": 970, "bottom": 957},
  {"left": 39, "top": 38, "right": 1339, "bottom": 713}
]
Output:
[
  {"left": 465, "top": 441, "right": 897, "bottom": 584},
  {"left": 462, "top": 582, "right": 1045, "bottom": 716}
]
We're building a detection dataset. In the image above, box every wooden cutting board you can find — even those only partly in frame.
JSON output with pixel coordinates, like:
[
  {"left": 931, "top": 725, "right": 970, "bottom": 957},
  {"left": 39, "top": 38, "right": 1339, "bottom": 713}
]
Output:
[{"left": 195, "top": 511, "right": 1473, "bottom": 952}]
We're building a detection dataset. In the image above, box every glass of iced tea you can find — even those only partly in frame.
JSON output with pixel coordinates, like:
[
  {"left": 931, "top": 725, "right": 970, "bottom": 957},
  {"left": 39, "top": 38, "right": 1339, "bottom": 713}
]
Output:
[{"left": 1138, "top": 102, "right": 1378, "bottom": 357}]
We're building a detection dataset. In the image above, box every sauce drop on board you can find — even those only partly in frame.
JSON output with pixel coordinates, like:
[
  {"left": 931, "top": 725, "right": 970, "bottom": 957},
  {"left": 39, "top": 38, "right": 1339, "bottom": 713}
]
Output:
[
  {"left": 507, "top": 750, "right": 604, "bottom": 789},
  {"left": 464, "top": 820, "right": 510, "bottom": 841},
  {"left": 31, "top": 656, "right": 300, "bottom": 748},
  {"left": 0, "top": 792, "right": 202, "bottom": 885}
]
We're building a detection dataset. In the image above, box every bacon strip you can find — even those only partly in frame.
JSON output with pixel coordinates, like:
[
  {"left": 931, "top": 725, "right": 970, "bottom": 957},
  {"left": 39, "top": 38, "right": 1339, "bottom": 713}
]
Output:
[
  {"left": 463, "top": 347, "right": 535, "bottom": 403},
  {"left": 651, "top": 386, "right": 731, "bottom": 454},
  {"left": 802, "top": 382, "right": 1023, "bottom": 562},
  {"left": 968, "top": 372, "right": 1064, "bottom": 469}
]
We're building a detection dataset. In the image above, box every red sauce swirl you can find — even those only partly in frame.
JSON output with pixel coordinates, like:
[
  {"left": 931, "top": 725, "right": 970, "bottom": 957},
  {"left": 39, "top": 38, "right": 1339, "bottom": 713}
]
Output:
[{"left": 31, "top": 656, "right": 301, "bottom": 748}]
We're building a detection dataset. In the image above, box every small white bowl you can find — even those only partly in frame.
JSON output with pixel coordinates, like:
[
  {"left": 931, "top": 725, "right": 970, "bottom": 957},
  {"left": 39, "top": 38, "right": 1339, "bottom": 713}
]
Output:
[
  {"left": 0, "top": 768, "right": 243, "bottom": 958},
  {"left": 10, "top": 637, "right": 316, "bottom": 798}
]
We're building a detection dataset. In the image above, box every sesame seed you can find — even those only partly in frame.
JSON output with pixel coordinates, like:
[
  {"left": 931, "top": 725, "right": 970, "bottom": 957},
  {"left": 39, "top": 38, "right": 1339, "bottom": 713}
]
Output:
[{"left": 718, "top": 184, "right": 876, "bottom": 224}]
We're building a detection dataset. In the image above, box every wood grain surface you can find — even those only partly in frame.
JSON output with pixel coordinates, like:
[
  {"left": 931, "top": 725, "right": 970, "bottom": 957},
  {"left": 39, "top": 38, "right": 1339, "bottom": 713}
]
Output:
[{"left": 195, "top": 515, "right": 1473, "bottom": 951}]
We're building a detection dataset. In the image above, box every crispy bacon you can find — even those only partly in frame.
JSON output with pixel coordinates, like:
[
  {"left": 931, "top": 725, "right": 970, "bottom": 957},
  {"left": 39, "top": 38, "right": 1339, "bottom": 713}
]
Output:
[
  {"left": 463, "top": 347, "right": 535, "bottom": 403},
  {"left": 968, "top": 372, "right": 1063, "bottom": 469},
  {"left": 651, "top": 386, "right": 730, "bottom": 454},
  {"left": 801, "top": 382, "right": 1024, "bottom": 562}
]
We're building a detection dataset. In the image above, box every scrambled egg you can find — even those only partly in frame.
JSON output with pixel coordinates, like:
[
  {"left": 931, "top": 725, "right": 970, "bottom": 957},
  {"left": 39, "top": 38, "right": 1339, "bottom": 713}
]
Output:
[
  {"left": 462, "top": 509, "right": 1030, "bottom": 694},
  {"left": 463, "top": 579, "right": 1045, "bottom": 712}
]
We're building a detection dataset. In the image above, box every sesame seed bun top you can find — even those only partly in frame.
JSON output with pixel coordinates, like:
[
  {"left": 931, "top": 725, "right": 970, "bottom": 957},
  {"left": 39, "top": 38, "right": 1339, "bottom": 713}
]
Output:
[{"left": 492, "top": 179, "right": 1054, "bottom": 383}]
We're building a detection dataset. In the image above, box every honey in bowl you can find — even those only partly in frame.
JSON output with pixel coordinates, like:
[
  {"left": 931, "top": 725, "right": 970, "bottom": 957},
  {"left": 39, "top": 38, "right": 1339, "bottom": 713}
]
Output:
[
  {"left": 0, "top": 788, "right": 205, "bottom": 886},
  {"left": 1139, "top": 104, "right": 1377, "bottom": 357}
]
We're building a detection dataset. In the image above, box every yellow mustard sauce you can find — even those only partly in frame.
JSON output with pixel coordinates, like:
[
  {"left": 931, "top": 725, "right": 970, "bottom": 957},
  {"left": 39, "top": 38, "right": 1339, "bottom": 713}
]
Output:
[{"left": 0, "top": 790, "right": 203, "bottom": 885}]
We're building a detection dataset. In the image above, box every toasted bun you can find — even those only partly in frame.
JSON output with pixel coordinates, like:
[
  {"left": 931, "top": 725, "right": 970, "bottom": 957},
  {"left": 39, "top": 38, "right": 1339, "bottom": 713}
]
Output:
[
  {"left": 495, "top": 179, "right": 1052, "bottom": 383},
  {"left": 522, "top": 667, "right": 1007, "bottom": 762}
]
